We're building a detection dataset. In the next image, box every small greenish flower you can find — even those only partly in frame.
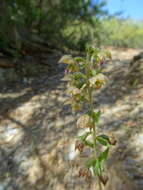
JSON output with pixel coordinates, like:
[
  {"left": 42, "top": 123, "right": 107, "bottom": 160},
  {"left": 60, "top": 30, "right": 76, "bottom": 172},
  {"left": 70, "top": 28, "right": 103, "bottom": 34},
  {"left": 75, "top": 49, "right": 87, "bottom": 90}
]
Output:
[
  {"left": 75, "top": 140, "right": 85, "bottom": 153},
  {"left": 79, "top": 167, "right": 92, "bottom": 181}
]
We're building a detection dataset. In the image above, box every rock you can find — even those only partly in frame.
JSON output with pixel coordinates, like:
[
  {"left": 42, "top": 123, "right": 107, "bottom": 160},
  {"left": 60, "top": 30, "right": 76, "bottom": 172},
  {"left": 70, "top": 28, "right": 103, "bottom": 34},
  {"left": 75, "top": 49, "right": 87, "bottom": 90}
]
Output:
[
  {"left": 127, "top": 52, "right": 143, "bottom": 85},
  {"left": 26, "top": 157, "right": 43, "bottom": 185},
  {"left": 131, "top": 52, "right": 143, "bottom": 64},
  {"left": 0, "top": 124, "right": 24, "bottom": 145}
]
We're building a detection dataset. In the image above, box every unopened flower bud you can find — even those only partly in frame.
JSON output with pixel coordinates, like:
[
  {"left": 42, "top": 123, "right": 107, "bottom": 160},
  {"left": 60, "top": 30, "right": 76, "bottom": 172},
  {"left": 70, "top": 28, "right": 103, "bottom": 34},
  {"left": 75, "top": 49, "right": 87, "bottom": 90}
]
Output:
[
  {"left": 79, "top": 167, "right": 92, "bottom": 181},
  {"left": 75, "top": 140, "right": 85, "bottom": 153},
  {"left": 99, "top": 175, "right": 109, "bottom": 185},
  {"left": 109, "top": 136, "right": 117, "bottom": 145}
]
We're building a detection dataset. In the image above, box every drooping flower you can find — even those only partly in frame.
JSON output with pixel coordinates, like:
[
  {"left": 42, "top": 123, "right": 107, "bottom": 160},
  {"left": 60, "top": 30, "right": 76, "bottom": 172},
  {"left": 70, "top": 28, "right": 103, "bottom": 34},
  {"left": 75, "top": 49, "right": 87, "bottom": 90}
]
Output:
[
  {"left": 67, "top": 87, "right": 81, "bottom": 96},
  {"left": 59, "top": 55, "right": 75, "bottom": 64},
  {"left": 109, "top": 135, "right": 117, "bottom": 145},
  {"left": 77, "top": 114, "right": 93, "bottom": 129},
  {"left": 75, "top": 140, "right": 85, "bottom": 153},
  {"left": 89, "top": 73, "right": 108, "bottom": 88},
  {"left": 78, "top": 167, "right": 92, "bottom": 181}
]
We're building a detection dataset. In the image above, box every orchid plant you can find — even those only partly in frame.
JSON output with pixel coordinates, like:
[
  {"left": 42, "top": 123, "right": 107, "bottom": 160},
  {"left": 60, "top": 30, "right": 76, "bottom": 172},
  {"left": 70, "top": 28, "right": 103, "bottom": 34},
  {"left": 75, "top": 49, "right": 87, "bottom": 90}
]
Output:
[{"left": 59, "top": 47, "right": 116, "bottom": 188}]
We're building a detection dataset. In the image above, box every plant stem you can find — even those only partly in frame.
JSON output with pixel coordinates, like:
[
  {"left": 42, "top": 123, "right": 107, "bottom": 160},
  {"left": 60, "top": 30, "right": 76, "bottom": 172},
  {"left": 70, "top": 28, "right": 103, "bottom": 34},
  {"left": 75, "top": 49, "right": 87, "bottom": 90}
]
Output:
[
  {"left": 88, "top": 88, "right": 96, "bottom": 156},
  {"left": 86, "top": 52, "right": 102, "bottom": 190},
  {"left": 98, "top": 177, "right": 102, "bottom": 190},
  {"left": 93, "top": 124, "right": 96, "bottom": 157},
  {"left": 88, "top": 73, "right": 102, "bottom": 190}
]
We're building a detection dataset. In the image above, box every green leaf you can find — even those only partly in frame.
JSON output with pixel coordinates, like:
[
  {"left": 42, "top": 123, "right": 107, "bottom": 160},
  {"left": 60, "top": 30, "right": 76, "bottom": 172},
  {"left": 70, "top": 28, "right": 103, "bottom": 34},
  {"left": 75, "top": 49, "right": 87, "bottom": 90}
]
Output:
[
  {"left": 78, "top": 132, "right": 91, "bottom": 142},
  {"left": 86, "top": 47, "right": 94, "bottom": 55},
  {"left": 97, "top": 134, "right": 110, "bottom": 146},
  {"left": 84, "top": 140, "right": 94, "bottom": 148},
  {"left": 72, "top": 72, "right": 87, "bottom": 80},
  {"left": 86, "top": 158, "right": 96, "bottom": 168},
  {"left": 95, "top": 158, "right": 102, "bottom": 174},
  {"left": 78, "top": 132, "right": 94, "bottom": 148},
  {"left": 74, "top": 57, "right": 85, "bottom": 63},
  {"left": 92, "top": 158, "right": 103, "bottom": 175},
  {"left": 88, "top": 110, "right": 101, "bottom": 124},
  {"left": 96, "top": 69, "right": 102, "bottom": 74},
  {"left": 98, "top": 134, "right": 110, "bottom": 141},
  {"left": 91, "top": 70, "right": 97, "bottom": 76},
  {"left": 74, "top": 80, "right": 85, "bottom": 89},
  {"left": 80, "top": 63, "right": 86, "bottom": 70},
  {"left": 105, "top": 51, "right": 112, "bottom": 59},
  {"left": 80, "top": 95, "right": 86, "bottom": 102},
  {"left": 67, "top": 63, "right": 79, "bottom": 72},
  {"left": 97, "top": 136, "right": 108, "bottom": 146},
  {"left": 99, "top": 148, "right": 109, "bottom": 162}
]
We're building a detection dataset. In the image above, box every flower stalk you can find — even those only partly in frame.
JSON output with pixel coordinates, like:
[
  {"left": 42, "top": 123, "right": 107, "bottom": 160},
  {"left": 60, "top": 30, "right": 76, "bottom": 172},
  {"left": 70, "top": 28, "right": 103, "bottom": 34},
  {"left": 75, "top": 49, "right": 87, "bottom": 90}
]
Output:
[{"left": 59, "top": 47, "right": 115, "bottom": 188}]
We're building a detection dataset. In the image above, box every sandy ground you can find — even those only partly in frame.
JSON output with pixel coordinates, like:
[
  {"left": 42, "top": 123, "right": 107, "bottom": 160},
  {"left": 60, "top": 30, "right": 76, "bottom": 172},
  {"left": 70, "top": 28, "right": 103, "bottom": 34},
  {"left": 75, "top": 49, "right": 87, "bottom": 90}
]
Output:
[{"left": 0, "top": 48, "right": 143, "bottom": 190}]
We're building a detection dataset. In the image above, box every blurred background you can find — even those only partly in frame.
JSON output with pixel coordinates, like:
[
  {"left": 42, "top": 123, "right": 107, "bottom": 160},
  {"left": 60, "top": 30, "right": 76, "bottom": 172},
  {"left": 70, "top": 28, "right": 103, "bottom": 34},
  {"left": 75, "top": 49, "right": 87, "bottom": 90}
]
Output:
[{"left": 0, "top": 0, "right": 143, "bottom": 56}]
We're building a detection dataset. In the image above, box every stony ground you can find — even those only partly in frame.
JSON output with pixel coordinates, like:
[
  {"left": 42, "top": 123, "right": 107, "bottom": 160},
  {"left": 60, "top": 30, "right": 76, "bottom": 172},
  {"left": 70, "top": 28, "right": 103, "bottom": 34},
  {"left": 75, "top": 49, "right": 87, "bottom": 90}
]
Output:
[{"left": 0, "top": 48, "right": 143, "bottom": 190}]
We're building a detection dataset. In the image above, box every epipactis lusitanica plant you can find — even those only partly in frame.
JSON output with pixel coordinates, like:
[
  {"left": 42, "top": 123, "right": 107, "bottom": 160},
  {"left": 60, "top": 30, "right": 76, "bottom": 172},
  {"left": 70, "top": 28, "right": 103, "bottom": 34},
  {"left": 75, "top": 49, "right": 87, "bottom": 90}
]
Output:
[{"left": 59, "top": 47, "right": 116, "bottom": 188}]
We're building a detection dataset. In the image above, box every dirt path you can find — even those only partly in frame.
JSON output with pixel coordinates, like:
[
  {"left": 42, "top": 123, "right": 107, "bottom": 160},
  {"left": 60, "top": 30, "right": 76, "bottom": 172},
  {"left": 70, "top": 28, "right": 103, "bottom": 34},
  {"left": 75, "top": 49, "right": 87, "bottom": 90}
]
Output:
[{"left": 0, "top": 48, "right": 143, "bottom": 190}]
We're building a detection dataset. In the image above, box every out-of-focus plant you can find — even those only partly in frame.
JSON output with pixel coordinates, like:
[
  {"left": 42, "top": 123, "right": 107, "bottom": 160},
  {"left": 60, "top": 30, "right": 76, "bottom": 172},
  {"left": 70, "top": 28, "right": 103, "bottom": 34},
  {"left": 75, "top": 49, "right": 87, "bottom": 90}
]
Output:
[
  {"left": 100, "top": 18, "right": 143, "bottom": 48},
  {"left": 59, "top": 47, "right": 116, "bottom": 188},
  {"left": 0, "top": 0, "right": 107, "bottom": 56},
  {"left": 61, "top": 19, "right": 101, "bottom": 51}
]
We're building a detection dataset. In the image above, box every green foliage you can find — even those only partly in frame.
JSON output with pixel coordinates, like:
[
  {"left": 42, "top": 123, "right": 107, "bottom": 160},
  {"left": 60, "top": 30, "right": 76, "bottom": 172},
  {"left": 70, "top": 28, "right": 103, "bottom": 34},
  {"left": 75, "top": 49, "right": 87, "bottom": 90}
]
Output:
[
  {"left": 61, "top": 19, "right": 101, "bottom": 51},
  {"left": 60, "top": 47, "right": 115, "bottom": 187},
  {"left": 1, "top": 1, "right": 142, "bottom": 55},
  {"left": 100, "top": 17, "right": 143, "bottom": 48},
  {"left": 0, "top": 0, "right": 39, "bottom": 55},
  {"left": 0, "top": 0, "right": 107, "bottom": 55}
]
